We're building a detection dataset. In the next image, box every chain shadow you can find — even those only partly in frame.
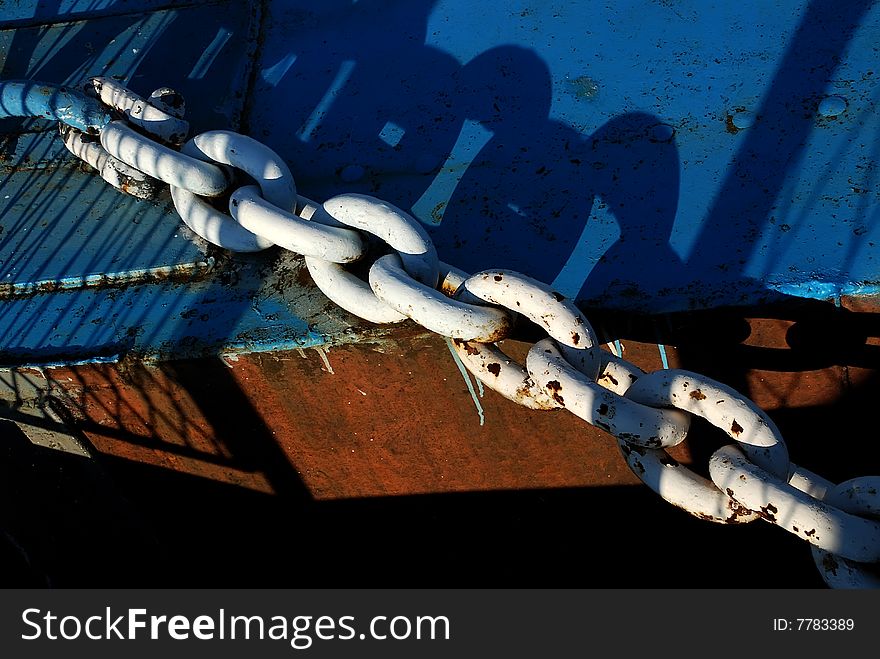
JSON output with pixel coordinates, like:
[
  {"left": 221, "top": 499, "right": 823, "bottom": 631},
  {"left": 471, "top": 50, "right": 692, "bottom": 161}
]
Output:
[{"left": 585, "top": 299, "right": 880, "bottom": 492}]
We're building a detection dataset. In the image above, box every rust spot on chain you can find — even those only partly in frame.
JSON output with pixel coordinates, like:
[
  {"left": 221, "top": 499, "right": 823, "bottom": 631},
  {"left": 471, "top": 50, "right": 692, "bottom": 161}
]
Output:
[
  {"left": 689, "top": 389, "right": 706, "bottom": 400},
  {"left": 730, "top": 419, "right": 744, "bottom": 436},
  {"left": 452, "top": 338, "right": 480, "bottom": 356},
  {"left": 725, "top": 500, "right": 753, "bottom": 523},
  {"left": 551, "top": 291, "right": 565, "bottom": 302},
  {"left": 487, "top": 363, "right": 501, "bottom": 377},
  {"left": 546, "top": 380, "right": 564, "bottom": 405},
  {"left": 726, "top": 488, "right": 736, "bottom": 498},
  {"left": 805, "top": 528, "right": 817, "bottom": 537},
  {"left": 759, "top": 502, "right": 778, "bottom": 522},
  {"left": 599, "top": 372, "right": 619, "bottom": 387},
  {"left": 571, "top": 332, "right": 580, "bottom": 345},
  {"left": 493, "top": 274, "right": 503, "bottom": 282}
]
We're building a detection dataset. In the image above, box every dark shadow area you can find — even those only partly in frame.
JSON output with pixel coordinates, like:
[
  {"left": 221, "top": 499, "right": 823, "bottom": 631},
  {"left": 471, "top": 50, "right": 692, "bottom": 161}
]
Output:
[
  {"left": 0, "top": 437, "right": 827, "bottom": 589},
  {"left": 0, "top": 418, "right": 163, "bottom": 587}
]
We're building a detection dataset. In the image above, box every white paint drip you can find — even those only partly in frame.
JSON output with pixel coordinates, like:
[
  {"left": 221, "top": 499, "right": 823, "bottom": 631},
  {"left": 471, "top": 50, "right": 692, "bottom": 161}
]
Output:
[{"left": 315, "top": 346, "right": 334, "bottom": 374}]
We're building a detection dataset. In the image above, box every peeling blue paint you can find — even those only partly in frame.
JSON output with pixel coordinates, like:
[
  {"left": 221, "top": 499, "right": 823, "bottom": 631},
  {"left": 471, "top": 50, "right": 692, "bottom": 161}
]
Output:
[{"left": 0, "top": 80, "right": 111, "bottom": 131}]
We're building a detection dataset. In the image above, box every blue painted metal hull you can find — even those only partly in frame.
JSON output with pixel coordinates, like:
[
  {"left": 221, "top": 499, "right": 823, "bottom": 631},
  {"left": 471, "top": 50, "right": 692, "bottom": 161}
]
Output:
[{"left": 1, "top": 0, "right": 879, "bottom": 363}]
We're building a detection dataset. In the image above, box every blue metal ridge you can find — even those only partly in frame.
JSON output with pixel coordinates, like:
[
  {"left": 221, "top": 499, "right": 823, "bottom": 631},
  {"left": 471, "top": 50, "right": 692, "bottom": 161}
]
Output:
[{"left": 0, "top": 80, "right": 112, "bottom": 132}]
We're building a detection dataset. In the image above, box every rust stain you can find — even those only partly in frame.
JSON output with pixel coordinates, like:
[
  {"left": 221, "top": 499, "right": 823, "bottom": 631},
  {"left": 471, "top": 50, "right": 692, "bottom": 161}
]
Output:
[
  {"left": 545, "top": 379, "right": 565, "bottom": 406},
  {"left": 759, "top": 502, "right": 778, "bottom": 522},
  {"left": 689, "top": 389, "right": 706, "bottom": 400},
  {"left": 0, "top": 261, "right": 213, "bottom": 300},
  {"left": 730, "top": 419, "right": 744, "bottom": 436},
  {"left": 725, "top": 114, "right": 739, "bottom": 134},
  {"left": 725, "top": 500, "right": 753, "bottom": 523},
  {"left": 43, "top": 333, "right": 649, "bottom": 502},
  {"left": 452, "top": 338, "right": 480, "bottom": 356},
  {"left": 599, "top": 372, "right": 619, "bottom": 387}
]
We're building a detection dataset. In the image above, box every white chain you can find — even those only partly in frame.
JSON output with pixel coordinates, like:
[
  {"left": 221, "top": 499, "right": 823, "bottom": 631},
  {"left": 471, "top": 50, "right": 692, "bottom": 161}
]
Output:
[{"left": 65, "top": 79, "right": 880, "bottom": 589}]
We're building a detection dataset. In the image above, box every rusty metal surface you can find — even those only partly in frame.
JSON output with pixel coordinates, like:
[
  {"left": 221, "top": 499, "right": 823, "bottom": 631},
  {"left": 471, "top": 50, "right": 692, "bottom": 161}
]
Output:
[
  {"left": 47, "top": 332, "right": 651, "bottom": 499},
  {"left": 3, "top": 299, "right": 877, "bottom": 587}
]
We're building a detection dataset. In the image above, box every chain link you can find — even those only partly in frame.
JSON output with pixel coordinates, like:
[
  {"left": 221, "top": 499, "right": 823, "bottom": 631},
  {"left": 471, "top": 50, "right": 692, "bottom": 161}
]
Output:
[
  {"left": 3, "top": 77, "right": 876, "bottom": 588},
  {"left": 59, "top": 124, "right": 162, "bottom": 199},
  {"left": 86, "top": 77, "right": 189, "bottom": 145},
  {"left": 810, "top": 477, "right": 880, "bottom": 588},
  {"left": 527, "top": 338, "right": 692, "bottom": 449}
]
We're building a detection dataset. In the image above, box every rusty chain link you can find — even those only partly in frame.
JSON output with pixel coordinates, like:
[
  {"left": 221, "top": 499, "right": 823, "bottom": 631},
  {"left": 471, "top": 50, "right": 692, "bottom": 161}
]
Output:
[{"left": 4, "top": 77, "right": 877, "bottom": 588}]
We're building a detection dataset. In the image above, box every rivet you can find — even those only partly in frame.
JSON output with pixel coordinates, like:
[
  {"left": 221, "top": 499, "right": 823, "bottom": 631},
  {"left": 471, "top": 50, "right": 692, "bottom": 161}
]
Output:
[
  {"left": 818, "top": 95, "right": 847, "bottom": 118},
  {"left": 730, "top": 111, "right": 754, "bottom": 130}
]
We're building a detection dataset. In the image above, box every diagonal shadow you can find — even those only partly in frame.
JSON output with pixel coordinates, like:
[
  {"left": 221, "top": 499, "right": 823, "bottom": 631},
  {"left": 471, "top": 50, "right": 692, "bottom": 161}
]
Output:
[{"left": 685, "top": 0, "right": 876, "bottom": 283}]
